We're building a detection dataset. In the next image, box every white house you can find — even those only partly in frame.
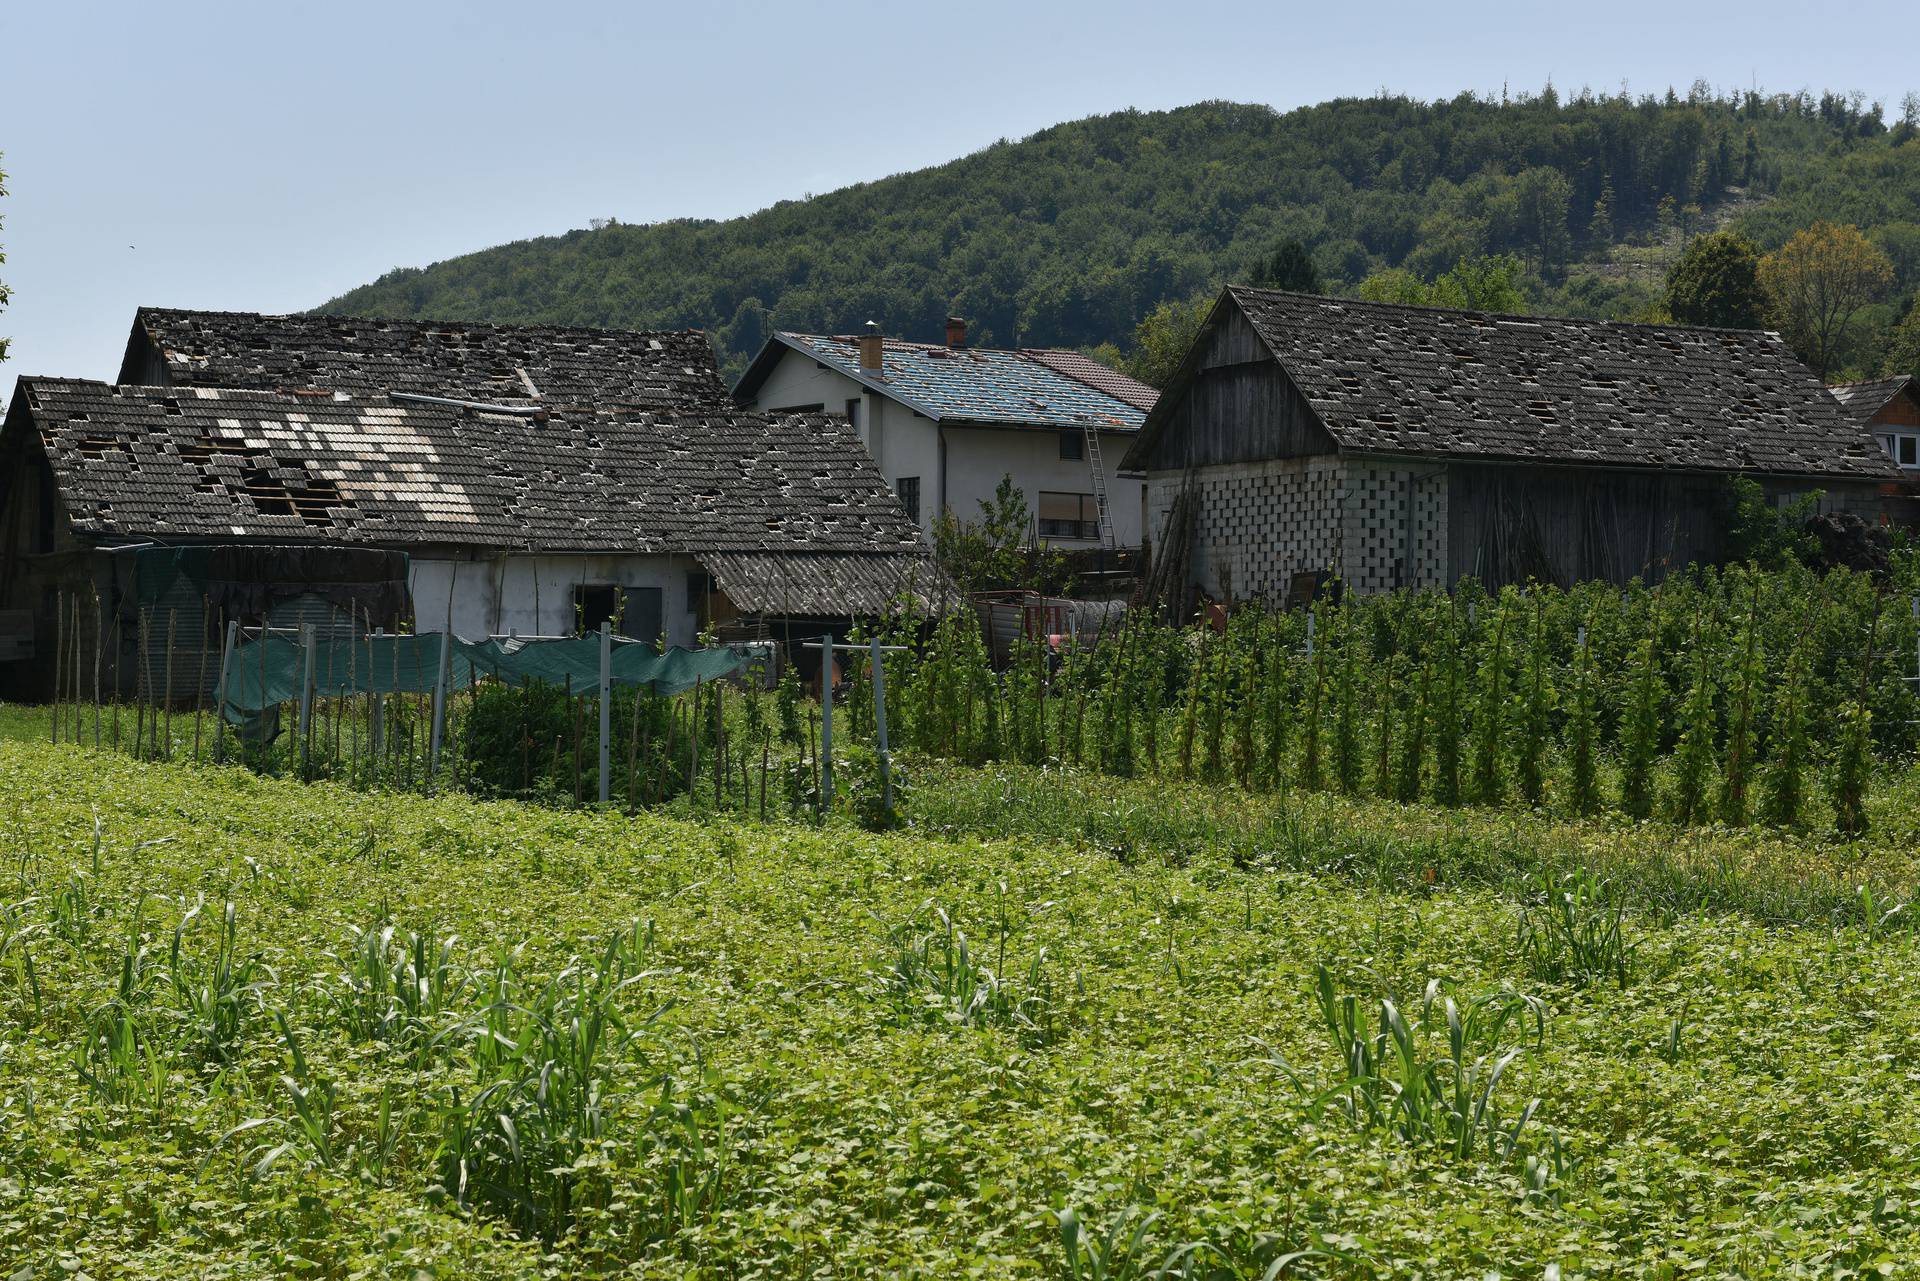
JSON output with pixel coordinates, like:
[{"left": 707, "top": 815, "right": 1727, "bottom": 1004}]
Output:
[{"left": 733, "top": 318, "right": 1155, "bottom": 549}]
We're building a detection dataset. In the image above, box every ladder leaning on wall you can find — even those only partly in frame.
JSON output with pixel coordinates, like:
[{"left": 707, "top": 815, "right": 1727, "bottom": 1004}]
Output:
[{"left": 1081, "top": 421, "right": 1118, "bottom": 551}]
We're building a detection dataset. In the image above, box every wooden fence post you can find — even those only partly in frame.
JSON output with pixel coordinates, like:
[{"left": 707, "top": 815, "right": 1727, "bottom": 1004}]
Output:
[
  {"left": 871, "top": 634, "right": 892, "bottom": 815},
  {"left": 598, "top": 621, "right": 611, "bottom": 805},
  {"left": 819, "top": 633, "right": 833, "bottom": 813}
]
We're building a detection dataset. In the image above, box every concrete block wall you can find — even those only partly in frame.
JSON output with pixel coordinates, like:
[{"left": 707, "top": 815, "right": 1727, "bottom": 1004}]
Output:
[
  {"left": 1337, "top": 462, "right": 1448, "bottom": 593},
  {"left": 1146, "top": 455, "right": 1448, "bottom": 602}
]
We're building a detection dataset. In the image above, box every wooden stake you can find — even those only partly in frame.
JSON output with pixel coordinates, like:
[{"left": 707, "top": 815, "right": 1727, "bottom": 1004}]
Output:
[
  {"left": 110, "top": 611, "right": 122, "bottom": 752},
  {"left": 92, "top": 589, "right": 103, "bottom": 748},
  {"left": 52, "top": 586, "right": 63, "bottom": 745},
  {"left": 193, "top": 595, "right": 209, "bottom": 763},
  {"left": 162, "top": 608, "right": 177, "bottom": 760}
]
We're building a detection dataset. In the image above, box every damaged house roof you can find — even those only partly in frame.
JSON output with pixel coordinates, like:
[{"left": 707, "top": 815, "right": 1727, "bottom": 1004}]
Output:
[
  {"left": 1828, "top": 375, "right": 1914, "bottom": 425},
  {"left": 734, "top": 332, "right": 1155, "bottom": 429},
  {"left": 6, "top": 378, "right": 941, "bottom": 615},
  {"left": 1125, "top": 287, "right": 1897, "bottom": 479},
  {"left": 122, "top": 308, "right": 734, "bottom": 413}
]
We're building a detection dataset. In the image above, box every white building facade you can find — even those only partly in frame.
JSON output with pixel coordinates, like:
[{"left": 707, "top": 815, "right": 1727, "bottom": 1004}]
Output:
[{"left": 735, "top": 322, "right": 1155, "bottom": 550}]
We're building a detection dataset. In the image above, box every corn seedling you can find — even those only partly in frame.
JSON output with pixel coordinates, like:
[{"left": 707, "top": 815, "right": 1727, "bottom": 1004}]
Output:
[
  {"left": 1517, "top": 869, "right": 1635, "bottom": 988},
  {"left": 876, "top": 902, "right": 1054, "bottom": 1041},
  {"left": 1278, "top": 965, "right": 1547, "bottom": 1164}
]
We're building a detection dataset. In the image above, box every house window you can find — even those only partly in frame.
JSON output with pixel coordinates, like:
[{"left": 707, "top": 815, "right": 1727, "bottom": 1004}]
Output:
[
  {"left": 1038, "top": 491, "right": 1099, "bottom": 540},
  {"left": 845, "top": 398, "right": 861, "bottom": 430},
  {"left": 1889, "top": 432, "right": 1920, "bottom": 469},
  {"left": 1059, "top": 430, "right": 1084, "bottom": 461},
  {"left": 574, "top": 584, "right": 662, "bottom": 642},
  {"left": 896, "top": 476, "right": 922, "bottom": 523}
]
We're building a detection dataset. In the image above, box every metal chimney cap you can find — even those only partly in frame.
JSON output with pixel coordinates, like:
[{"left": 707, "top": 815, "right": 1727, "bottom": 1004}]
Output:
[{"left": 863, "top": 320, "right": 880, "bottom": 335}]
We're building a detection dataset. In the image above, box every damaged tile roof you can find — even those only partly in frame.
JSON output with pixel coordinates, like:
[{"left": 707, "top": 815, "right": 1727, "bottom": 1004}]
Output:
[
  {"left": 1829, "top": 375, "right": 1913, "bottom": 424},
  {"left": 9, "top": 379, "right": 926, "bottom": 560},
  {"left": 122, "top": 308, "right": 733, "bottom": 413},
  {"left": 1133, "top": 287, "right": 1895, "bottom": 479},
  {"left": 740, "top": 333, "right": 1152, "bottom": 429},
  {"left": 700, "top": 551, "right": 948, "bottom": 616}
]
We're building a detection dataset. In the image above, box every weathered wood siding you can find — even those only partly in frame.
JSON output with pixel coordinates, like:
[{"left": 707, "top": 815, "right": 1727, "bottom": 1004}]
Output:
[
  {"left": 1443, "top": 463, "right": 1890, "bottom": 588},
  {"left": 1138, "top": 308, "right": 1335, "bottom": 470}
]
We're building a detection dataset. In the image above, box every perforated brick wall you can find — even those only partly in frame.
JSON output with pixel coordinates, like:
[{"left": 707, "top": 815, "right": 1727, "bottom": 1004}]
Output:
[{"left": 1146, "top": 456, "right": 1447, "bottom": 602}]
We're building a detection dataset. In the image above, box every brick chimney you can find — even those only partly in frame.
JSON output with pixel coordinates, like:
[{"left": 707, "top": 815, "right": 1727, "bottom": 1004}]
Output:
[
  {"left": 945, "top": 315, "right": 967, "bottom": 348},
  {"left": 858, "top": 320, "right": 884, "bottom": 374}
]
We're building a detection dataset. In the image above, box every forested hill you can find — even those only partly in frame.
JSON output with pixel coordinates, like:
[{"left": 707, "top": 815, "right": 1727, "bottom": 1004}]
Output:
[{"left": 324, "top": 89, "right": 1920, "bottom": 380}]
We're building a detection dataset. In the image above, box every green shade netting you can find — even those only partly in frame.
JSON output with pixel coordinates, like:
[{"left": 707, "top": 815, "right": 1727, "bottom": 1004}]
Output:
[{"left": 219, "top": 634, "right": 744, "bottom": 728}]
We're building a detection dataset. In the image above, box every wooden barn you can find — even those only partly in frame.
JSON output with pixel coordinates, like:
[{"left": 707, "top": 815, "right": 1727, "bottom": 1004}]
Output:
[
  {"left": 0, "top": 309, "right": 941, "bottom": 702},
  {"left": 1124, "top": 287, "right": 1909, "bottom": 604}
]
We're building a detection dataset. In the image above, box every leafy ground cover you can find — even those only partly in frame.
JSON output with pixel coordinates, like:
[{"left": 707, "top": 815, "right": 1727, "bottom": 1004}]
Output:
[{"left": 4, "top": 735, "right": 1920, "bottom": 1278}]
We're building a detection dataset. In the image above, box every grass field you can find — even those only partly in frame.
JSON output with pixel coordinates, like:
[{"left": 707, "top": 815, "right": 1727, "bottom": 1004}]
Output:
[{"left": 4, "top": 719, "right": 1920, "bottom": 1277}]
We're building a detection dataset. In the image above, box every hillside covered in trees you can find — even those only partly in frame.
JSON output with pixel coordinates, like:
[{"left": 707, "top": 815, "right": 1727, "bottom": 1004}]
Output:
[{"left": 325, "top": 86, "right": 1920, "bottom": 383}]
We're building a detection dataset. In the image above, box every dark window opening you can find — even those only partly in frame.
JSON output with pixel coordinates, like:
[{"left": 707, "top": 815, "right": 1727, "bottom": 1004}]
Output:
[
  {"left": 1059, "top": 430, "right": 1084, "bottom": 461},
  {"left": 575, "top": 584, "right": 663, "bottom": 642},
  {"left": 845, "top": 398, "right": 861, "bottom": 430},
  {"left": 896, "top": 475, "right": 922, "bottom": 523},
  {"left": 1038, "top": 490, "right": 1099, "bottom": 540}
]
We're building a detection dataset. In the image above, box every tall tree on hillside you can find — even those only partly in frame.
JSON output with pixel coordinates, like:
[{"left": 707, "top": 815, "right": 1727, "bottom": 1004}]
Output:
[
  {"left": 1250, "top": 239, "right": 1322, "bottom": 293},
  {"left": 1588, "top": 181, "right": 1616, "bottom": 246},
  {"left": 1666, "top": 231, "right": 1769, "bottom": 329},
  {"left": 1759, "top": 221, "right": 1894, "bottom": 378},
  {"left": 0, "top": 157, "right": 11, "bottom": 365},
  {"left": 1885, "top": 298, "right": 1920, "bottom": 378}
]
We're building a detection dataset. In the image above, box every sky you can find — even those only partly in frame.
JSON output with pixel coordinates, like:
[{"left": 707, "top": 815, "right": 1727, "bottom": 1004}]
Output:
[{"left": 2, "top": 0, "right": 1915, "bottom": 385}]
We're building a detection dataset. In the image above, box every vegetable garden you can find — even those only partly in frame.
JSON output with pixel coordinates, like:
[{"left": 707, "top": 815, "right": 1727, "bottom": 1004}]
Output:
[{"left": 5, "top": 560, "right": 1920, "bottom": 1277}]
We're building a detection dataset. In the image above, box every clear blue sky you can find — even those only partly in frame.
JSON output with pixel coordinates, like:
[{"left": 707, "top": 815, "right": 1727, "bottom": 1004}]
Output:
[{"left": 2, "top": 0, "right": 1914, "bottom": 385}]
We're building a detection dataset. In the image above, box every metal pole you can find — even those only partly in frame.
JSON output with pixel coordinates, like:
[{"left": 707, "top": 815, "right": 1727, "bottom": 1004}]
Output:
[
  {"left": 870, "top": 634, "right": 892, "bottom": 814},
  {"left": 429, "top": 630, "right": 450, "bottom": 778},
  {"left": 598, "top": 621, "right": 612, "bottom": 805},
  {"left": 819, "top": 632, "right": 833, "bottom": 813}
]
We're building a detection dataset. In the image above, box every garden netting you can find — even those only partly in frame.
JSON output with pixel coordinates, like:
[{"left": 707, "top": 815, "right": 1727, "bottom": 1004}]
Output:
[{"left": 218, "top": 632, "right": 744, "bottom": 727}]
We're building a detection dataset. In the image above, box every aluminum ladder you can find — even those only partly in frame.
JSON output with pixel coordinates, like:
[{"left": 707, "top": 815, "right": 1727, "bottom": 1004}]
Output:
[{"left": 1082, "top": 421, "right": 1118, "bottom": 550}]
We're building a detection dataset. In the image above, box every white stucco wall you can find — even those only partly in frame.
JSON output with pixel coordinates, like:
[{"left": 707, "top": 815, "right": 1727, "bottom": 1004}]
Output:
[
  {"left": 746, "top": 346, "right": 1145, "bottom": 548},
  {"left": 941, "top": 424, "right": 1144, "bottom": 548},
  {"left": 408, "top": 553, "right": 702, "bottom": 645}
]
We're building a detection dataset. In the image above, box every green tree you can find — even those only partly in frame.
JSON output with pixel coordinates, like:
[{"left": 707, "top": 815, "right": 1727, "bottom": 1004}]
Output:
[
  {"left": 1251, "top": 238, "right": 1323, "bottom": 293},
  {"left": 1665, "top": 231, "right": 1769, "bottom": 328},
  {"left": 1588, "top": 181, "right": 1615, "bottom": 246},
  {"left": 1121, "top": 291, "right": 1213, "bottom": 388},
  {"left": 1884, "top": 297, "right": 1920, "bottom": 378},
  {"left": 1358, "top": 255, "right": 1526, "bottom": 313},
  {"left": 932, "top": 476, "right": 1069, "bottom": 595},
  {"left": 1759, "top": 221, "right": 1895, "bottom": 379}
]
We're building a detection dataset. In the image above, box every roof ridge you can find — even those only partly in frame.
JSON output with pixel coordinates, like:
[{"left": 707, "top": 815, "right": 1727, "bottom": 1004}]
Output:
[
  {"left": 137, "top": 305, "right": 712, "bottom": 343},
  {"left": 1226, "top": 284, "right": 1786, "bottom": 340}
]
